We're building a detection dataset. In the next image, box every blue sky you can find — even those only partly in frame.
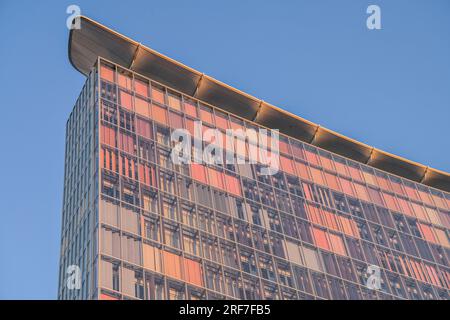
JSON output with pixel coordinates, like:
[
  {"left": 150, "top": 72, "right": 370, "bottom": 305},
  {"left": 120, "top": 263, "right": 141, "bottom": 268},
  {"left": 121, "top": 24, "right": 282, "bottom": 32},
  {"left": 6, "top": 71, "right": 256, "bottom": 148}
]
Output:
[{"left": 0, "top": 0, "right": 449, "bottom": 299}]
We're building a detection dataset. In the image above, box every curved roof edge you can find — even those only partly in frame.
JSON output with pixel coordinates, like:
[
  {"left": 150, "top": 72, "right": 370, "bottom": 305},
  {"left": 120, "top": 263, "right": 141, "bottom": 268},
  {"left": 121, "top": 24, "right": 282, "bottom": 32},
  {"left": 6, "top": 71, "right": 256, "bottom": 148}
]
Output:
[{"left": 68, "top": 16, "right": 450, "bottom": 193}]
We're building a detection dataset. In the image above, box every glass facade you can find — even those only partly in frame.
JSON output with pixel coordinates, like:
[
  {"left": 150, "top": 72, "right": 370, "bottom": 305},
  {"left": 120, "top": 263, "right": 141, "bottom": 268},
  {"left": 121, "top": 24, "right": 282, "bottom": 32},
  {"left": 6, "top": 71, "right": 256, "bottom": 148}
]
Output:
[{"left": 58, "top": 57, "right": 450, "bottom": 300}]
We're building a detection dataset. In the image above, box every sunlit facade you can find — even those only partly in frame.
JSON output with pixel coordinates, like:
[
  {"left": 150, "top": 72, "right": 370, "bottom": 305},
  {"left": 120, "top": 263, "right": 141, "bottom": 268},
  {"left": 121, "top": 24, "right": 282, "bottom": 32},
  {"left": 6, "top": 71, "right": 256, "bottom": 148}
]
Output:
[{"left": 59, "top": 53, "right": 450, "bottom": 300}]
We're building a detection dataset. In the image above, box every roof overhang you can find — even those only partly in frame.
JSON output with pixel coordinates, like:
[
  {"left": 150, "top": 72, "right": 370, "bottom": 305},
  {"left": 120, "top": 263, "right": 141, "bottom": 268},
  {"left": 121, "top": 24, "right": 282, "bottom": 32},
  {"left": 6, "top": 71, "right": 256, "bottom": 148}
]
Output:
[{"left": 69, "top": 16, "right": 450, "bottom": 193}]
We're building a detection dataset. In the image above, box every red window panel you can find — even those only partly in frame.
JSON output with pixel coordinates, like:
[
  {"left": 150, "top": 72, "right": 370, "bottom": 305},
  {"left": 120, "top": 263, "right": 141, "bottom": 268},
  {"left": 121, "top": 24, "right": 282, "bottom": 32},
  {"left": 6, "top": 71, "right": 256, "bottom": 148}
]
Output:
[
  {"left": 334, "top": 161, "right": 349, "bottom": 177},
  {"left": 305, "top": 149, "right": 320, "bottom": 166},
  {"left": 302, "top": 183, "right": 314, "bottom": 201},
  {"left": 279, "top": 139, "right": 290, "bottom": 155},
  {"left": 319, "top": 155, "right": 335, "bottom": 172},
  {"left": 214, "top": 113, "right": 229, "bottom": 131},
  {"left": 431, "top": 194, "right": 446, "bottom": 210},
  {"left": 348, "top": 165, "right": 363, "bottom": 182},
  {"left": 99, "top": 293, "right": 118, "bottom": 300},
  {"left": 119, "top": 90, "right": 133, "bottom": 111},
  {"left": 151, "top": 86, "right": 165, "bottom": 105},
  {"left": 291, "top": 143, "right": 305, "bottom": 160},
  {"left": 119, "top": 155, "right": 136, "bottom": 179},
  {"left": 310, "top": 167, "right": 325, "bottom": 186},
  {"left": 139, "top": 163, "right": 156, "bottom": 187},
  {"left": 382, "top": 192, "right": 399, "bottom": 212},
  {"left": 136, "top": 118, "right": 152, "bottom": 140},
  {"left": 135, "top": 79, "right": 149, "bottom": 97},
  {"left": 100, "top": 124, "right": 116, "bottom": 148},
  {"left": 199, "top": 106, "right": 214, "bottom": 124},
  {"left": 119, "top": 132, "right": 136, "bottom": 155},
  {"left": 312, "top": 227, "right": 330, "bottom": 251},
  {"left": 224, "top": 174, "right": 242, "bottom": 197},
  {"left": 338, "top": 215, "right": 359, "bottom": 238},
  {"left": 191, "top": 164, "right": 207, "bottom": 184},
  {"left": 168, "top": 94, "right": 181, "bottom": 111},
  {"left": 118, "top": 73, "right": 132, "bottom": 90},
  {"left": 323, "top": 209, "right": 339, "bottom": 231},
  {"left": 163, "top": 251, "right": 183, "bottom": 281},
  {"left": 418, "top": 223, "right": 436, "bottom": 243},
  {"left": 295, "top": 161, "right": 311, "bottom": 181},
  {"left": 185, "top": 118, "right": 196, "bottom": 137},
  {"left": 354, "top": 183, "right": 370, "bottom": 202},
  {"left": 390, "top": 180, "right": 406, "bottom": 197},
  {"left": 184, "top": 100, "right": 197, "bottom": 118},
  {"left": 405, "top": 185, "right": 420, "bottom": 202},
  {"left": 151, "top": 104, "right": 168, "bottom": 125},
  {"left": 410, "top": 202, "right": 427, "bottom": 222},
  {"left": 183, "top": 258, "right": 203, "bottom": 287},
  {"left": 306, "top": 203, "right": 323, "bottom": 226},
  {"left": 135, "top": 97, "right": 150, "bottom": 118},
  {"left": 434, "top": 228, "right": 450, "bottom": 248},
  {"left": 324, "top": 172, "right": 340, "bottom": 191},
  {"left": 280, "top": 156, "right": 296, "bottom": 176},
  {"left": 418, "top": 190, "right": 435, "bottom": 207},
  {"left": 100, "top": 65, "right": 114, "bottom": 82},
  {"left": 169, "top": 111, "right": 184, "bottom": 129},
  {"left": 376, "top": 176, "right": 392, "bottom": 192},
  {"left": 368, "top": 188, "right": 384, "bottom": 207},
  {"left": 339, "top": 178, "right": 355, "bottom": 197},
  {"left": 207, "top": 167, "right": 225, "bottom": 191},
  {"left": 329, "top": 233, "right": 347, "bottom": 256},
  {"left": 100, "top": 148, "right": 117, "bottom": 173},
  {"left": 397, "top": 197, "right": 415, "bottom": 217},
  {"left": 362, "top": 171, "right": 377, "bottom": 187}
]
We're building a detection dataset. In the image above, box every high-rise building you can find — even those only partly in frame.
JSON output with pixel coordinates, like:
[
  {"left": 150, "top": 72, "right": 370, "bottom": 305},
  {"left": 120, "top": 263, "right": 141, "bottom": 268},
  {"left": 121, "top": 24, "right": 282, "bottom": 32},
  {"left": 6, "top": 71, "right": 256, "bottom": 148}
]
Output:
[{"left": 58, "top": 16, "right": 450, "bottom": 300}]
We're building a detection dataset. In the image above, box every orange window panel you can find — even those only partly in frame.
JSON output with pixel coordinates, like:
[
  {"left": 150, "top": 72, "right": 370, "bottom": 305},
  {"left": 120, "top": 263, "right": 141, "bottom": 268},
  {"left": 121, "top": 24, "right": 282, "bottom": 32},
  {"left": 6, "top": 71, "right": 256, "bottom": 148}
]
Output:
[
  {"left": 396, "top": 198, "right": 414, "bottom": 217},
  {"left": 143, "top": 243, "right": 162, "bottom": 272},
  {"left": 191, "top": 164, "right": 207, "bottom": 184},
  {"left": 215, "top": 114, "right": 229, "bottom": 131},
  {"left": 119, "top": 132, "right": 135, "bottom": 155},
  {"left": 118, "top": 73, "right": 132, "bottom": 91},
  {"left": 184, "top": 101, "right": 197, "bottom": 118},
  {"left": 319, "top": 155, "right": 335, "bottom": 172},
  {"left": 168, "top": 95, "right": 181, "bottom": 111},
  {"left": 310, "top": 167, "right": 325, "bottom": 186},
  {"left": 135, "top": 97, "right": 150, "bottom": 118},
  {"left": 279, "top": 140, "right": 290, "bottom": 155},
  {"left": 329, "top": 233, "right": 347, "bottom": 256},
  {"left": 305, "top": 150, "right": 320, "bottom": 166},
  {"left": 418, "top": 223, "right": 436, "bottom": 243},
  {"left": 382, "top": 192, "right": 399, "bottom": 212},
  {"left": 207, "top": 167, "right": 225, "bottom": 191},
  {"left": 163, "top": 251, "right": 183, "bottom": 280},
  {"left": 139, "top": 164, "right": 156, "bottom": 187},
  {"left": 185, "top": 118, "right": 196, "bottom": 137},
  {"left": 99, "top": 293, "right": 118, "bottom": 300},
  {"left": 433, "top": 228, "right": 450, "bottom": 248},
  {"left": 369, "top": 187, "right": 384, "bottom": 206},
  {"left": 100, "top": 65, "right": 114, "bottom": 82},
  {"left": 199, "top": 107, "right": 213, "bottom": 124},
  {"left": 224, "top": 173, "right": 242, "bottom": 197},
  {"left": 291, "top": 144, "right": 305, "bottom": 160},
  {"left": 362, "top": 171, "right": 377, "bottom": 187},
  {"left": 323, "top": 210, "right": 339, "bottom": 231},
  {"left": 302, "top": 183, "right": 314, "bottom": 201},
  {"left": 405, "top": 185, "right": 420, "bottom": 202},
  {"left": 169, "top": 112, "right": 184, "bottom": 130},
  {"left": 425, "top": 207, "right": 441, "bottom": 226},
  {"left": 390, "top": 181, "right": 405, "bottom": 197},
  {"left": 418, "top": 190, "right": 434, "bottom": 207},
  {"left": 376, "top": 176, "right": 392, "bottom": 192},
  {"left": 151, "top": 104, "right": 168, "bottom": 125},
  {"left": 151, "top": 87, "right": 165, "bottom": 104},
  {"left": 334, "top": 161, "right": 349, "bottom": 177},
  {"left": 354, "top": 183, "right": 370, "bottom": 202},
  {"left": 100, "top": 124, "right": 116, "bottom": 148},
  {"left": 411, "top": 203, "right": 427, "bottom": 222},
  {"left": 339, "top": 178, "right": 355, "bottom": 197},
  {"left": 136, "top": 118, "right": 152, "bottom": 139},
  {"left": 119, "top": 90, "right": 133, "bottom": 111},
  {"left": 324, "top": 172, "right": 340, "bottom": 191},
  {"left": 135, "top": 79, "right": 149, "bottom": 97},
  {"left": 431, "top": 194, "right": 446, "bottom": 210},
  {"left": 348, "top": 166, "right": 363, "bottom": 182},
  {"left": 295, "top": 161, "right": 311, "bottom": 181},
  {"left": 338, "top": 215, "right": 359, "bottom": 238},
  {"left": 306, "top": 204, "right": 323, "bottom": 226},
  {"left": 183, "top": 258, "right": 203, "bottom": 287},
  {"left": 280, "top": 156, "right": 296, "bottom": 176},
  {"left": 312, "top": 227, "right": 330, "bottom": 251}
]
